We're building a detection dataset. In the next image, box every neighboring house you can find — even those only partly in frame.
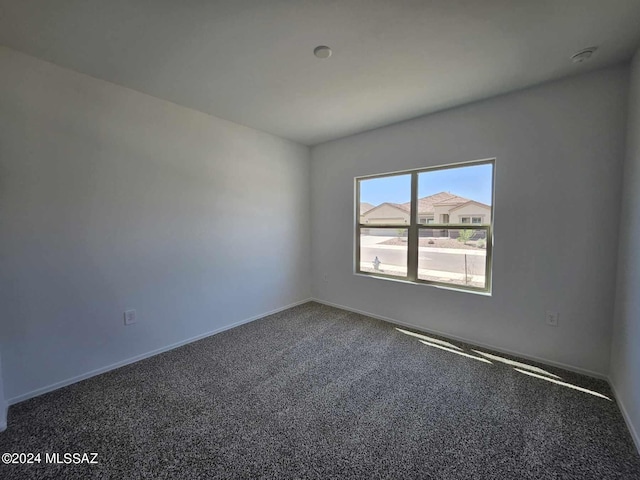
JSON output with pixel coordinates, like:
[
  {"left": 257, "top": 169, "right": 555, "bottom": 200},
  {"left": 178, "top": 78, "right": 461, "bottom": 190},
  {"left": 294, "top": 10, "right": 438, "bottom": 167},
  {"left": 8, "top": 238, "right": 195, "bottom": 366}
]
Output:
[
  {"left": 360, "top": 202, "right": 375, "bottom": 215},
  {"left": 359, "top": 202, "right": 411, "bottom": 225},
  {"left": 360, "top": 192, "right": 491, "bottom": 236}
]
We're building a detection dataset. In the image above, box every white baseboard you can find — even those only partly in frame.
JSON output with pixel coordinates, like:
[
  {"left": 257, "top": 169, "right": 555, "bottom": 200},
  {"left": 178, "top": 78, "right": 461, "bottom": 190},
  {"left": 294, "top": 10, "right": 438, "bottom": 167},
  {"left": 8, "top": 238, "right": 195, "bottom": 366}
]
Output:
[
  {"left": 608, "top": 380, "right": 640, "bottom": 455},
  {"left": 7, "top": 298, "right": 313, "bottom": 407},
  {"left": 310, "top": 298, "right": 608, "bottom": 381}
]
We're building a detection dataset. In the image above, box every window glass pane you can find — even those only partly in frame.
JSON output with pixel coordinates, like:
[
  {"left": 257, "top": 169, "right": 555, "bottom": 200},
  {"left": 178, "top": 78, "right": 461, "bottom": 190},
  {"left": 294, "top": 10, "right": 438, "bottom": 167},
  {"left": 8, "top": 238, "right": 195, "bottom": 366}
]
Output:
[
  {"left": 418, "top": 163, "right": 493, "bottom": 225},
  {"left": 359, "top": 174, "right": 411, "bottom": 226},
  {"left": 355, "top": 160, "right": 493, "bottom": 291},
  {"left": 418, "top": 229, "right": 487, "bottom": 288},
  {"left": 359, "top": 228, "right": 408, "bottom": 278}
]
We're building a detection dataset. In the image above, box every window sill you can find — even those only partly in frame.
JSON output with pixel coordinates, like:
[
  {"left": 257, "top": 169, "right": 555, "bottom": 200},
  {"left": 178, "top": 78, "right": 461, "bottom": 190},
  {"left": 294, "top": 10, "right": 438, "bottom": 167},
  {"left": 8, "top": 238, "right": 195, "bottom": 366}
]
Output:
[{"left": 353, "top": 272, "right": 492, "bottom": 297}]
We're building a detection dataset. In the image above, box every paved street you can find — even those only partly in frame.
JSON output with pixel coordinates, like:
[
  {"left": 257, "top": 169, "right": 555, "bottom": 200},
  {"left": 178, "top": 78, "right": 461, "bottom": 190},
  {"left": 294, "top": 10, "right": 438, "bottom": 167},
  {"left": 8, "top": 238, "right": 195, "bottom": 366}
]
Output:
[{"left": 361, "top": 245, "right": 486, "bottom": 275}]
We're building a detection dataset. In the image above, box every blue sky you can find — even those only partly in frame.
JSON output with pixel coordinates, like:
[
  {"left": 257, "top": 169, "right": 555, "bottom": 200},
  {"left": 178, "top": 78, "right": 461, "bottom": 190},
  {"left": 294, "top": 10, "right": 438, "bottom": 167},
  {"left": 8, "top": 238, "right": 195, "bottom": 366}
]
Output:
[{"left": 359, "top": 163, "right": 493, "bottom": 206}]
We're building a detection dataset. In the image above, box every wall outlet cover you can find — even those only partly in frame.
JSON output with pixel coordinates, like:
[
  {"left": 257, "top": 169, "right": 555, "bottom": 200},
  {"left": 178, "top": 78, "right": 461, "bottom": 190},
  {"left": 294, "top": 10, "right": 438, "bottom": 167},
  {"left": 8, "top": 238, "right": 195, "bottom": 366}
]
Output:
[
  {"left": 124, "top": 309, "right": 137, "bottom": 325},
  {"left": 545, "top": 311, "right": 559, "bottom": 327}
]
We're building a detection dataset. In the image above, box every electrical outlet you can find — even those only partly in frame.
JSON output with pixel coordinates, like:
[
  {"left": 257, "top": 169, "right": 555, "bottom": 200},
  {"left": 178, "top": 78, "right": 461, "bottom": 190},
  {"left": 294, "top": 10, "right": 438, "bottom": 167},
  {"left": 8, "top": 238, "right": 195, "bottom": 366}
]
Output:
[
  {"left": 124, "top": 309, "right": 137, "bottom": 325},
  {"left": 545, "top": 311, "right": 559, "bottom": 327}
]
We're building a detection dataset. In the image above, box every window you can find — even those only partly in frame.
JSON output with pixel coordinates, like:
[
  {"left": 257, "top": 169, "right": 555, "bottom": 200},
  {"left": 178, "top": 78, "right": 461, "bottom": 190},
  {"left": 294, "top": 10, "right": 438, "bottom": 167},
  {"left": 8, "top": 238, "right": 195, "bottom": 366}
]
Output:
[
  {"left": 356, "top": 159, "right": 494, "bottom": 293},
  {"left": 460, "top": 216, "right": 483, "bottom": 224}
]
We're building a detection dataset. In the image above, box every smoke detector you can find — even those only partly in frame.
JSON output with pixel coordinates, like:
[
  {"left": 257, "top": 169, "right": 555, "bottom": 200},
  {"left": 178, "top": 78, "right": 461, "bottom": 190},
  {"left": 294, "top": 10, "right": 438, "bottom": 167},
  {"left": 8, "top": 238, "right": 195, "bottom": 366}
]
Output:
[
  {"left": 570, "top": 47, "right": 597, "bottom": 64},
  {"left": 314, "top": 46, "right": 332, "bottom": 59}
]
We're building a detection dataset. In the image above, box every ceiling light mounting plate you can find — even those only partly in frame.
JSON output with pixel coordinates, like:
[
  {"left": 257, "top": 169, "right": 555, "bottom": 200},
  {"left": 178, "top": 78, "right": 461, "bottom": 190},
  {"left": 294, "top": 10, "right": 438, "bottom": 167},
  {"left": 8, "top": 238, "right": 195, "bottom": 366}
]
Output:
[
  {"left": 570, "top": 46, "right": 598, "bottom": 64},
  {"left": 314, "top": 45, "right": 332, "bottom": 59}
]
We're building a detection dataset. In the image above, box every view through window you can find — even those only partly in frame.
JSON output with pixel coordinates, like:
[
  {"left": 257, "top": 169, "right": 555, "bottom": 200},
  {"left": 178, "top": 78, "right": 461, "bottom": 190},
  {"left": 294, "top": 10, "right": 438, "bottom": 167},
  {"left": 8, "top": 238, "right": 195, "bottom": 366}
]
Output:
[{"left": 356, "top": 160, "right": 494, "bottom": 292}]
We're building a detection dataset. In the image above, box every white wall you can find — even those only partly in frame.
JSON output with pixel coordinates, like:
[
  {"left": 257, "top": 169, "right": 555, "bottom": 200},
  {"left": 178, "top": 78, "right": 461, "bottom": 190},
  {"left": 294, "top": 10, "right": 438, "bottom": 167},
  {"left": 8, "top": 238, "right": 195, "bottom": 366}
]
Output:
[
  {"left": 362, "top": 204, "right": 410, "bottom": 224},
  {"left": 450, "top": 203, "right": 491, "bottom": 225},
  {"left": 0, "top": 350, "right": 6, "bottom": 431},
  {"left": 311, "top": 65, "right": 628, "bottom": 376},
  {"left": 0, "top": 47, "right": 311, "bottom": 403},
  {"left": 611, "top": 47, "right": 640, "bottom": 450}
]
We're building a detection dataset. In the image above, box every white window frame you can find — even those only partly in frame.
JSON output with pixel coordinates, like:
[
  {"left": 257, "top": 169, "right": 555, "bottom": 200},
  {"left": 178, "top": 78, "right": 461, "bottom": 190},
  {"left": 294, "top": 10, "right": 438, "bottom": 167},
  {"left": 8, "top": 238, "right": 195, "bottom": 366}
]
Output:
[{"left": 354, "top": 158, "right": 495, "bottom": 294}]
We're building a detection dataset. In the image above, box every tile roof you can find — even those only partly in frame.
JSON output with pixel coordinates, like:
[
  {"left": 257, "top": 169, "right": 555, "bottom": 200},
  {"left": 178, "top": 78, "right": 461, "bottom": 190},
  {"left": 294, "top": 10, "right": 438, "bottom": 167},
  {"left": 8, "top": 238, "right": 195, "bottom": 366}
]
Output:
[
  {"left": 360, "top": 202, "right": 375, "bottom": 214},
  {"left": 361, "top": 192, "right": 490, "bottom": 216},
  {"left": 359, "top": 202, "right": 409, "bottom": 216},
  {"left": 388, "top": 202, "right": 410, "bottom": 212},
  {"left": 403, "top": 192, "right": 470, "bottom": 214}
]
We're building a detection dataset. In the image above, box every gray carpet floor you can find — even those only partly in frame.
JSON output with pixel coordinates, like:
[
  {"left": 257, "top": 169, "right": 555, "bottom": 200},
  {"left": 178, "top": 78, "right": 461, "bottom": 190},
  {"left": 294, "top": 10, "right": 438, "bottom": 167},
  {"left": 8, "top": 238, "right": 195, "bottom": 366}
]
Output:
[{"left": 1, "top": 302, "right": 639, "bottom": 479}]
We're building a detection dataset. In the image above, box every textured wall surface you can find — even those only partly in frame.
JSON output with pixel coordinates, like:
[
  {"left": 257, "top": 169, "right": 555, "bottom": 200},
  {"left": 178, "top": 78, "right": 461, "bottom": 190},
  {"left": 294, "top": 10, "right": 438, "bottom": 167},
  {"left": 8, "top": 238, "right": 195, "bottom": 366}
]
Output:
[
  {"left": 0, "top": 47, "right": 311, "bottom": 402},
  {"left": 311, "top": 66, "right": 629, "bottom": 376},
  {"left": 611, "top": 47, "right": 640, "bottom": 450}
]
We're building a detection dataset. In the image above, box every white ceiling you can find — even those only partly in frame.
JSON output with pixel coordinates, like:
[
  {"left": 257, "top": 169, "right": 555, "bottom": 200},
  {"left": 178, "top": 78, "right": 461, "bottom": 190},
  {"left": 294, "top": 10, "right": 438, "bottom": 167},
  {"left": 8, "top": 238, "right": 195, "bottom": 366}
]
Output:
[{"left": 1, "top": 1, "right": 640, "bottom": 146}]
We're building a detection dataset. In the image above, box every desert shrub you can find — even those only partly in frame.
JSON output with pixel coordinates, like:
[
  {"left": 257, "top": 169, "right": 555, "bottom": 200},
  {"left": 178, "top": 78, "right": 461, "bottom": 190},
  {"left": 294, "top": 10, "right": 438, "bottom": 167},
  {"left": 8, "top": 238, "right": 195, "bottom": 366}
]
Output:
[{"left": 457, "top": 229, "right": 474, "bottom": 243}]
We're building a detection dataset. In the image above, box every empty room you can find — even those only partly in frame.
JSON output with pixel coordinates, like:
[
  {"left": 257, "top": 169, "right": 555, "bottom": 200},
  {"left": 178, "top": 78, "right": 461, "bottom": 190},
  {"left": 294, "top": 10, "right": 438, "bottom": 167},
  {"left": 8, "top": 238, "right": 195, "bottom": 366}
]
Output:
[{"left": 1, "top": 1, "right": 640, "bottom": 478}]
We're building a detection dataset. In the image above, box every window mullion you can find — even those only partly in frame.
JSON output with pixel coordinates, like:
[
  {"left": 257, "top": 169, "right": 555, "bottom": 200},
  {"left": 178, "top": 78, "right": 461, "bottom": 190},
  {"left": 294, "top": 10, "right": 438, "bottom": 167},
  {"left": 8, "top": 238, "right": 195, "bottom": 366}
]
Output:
[
  {"left": 407, "top": 172, "right": 419, "bottom": 281},
  {"left": 355, "top": 180, "right": 361, "bottom": 273}
]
